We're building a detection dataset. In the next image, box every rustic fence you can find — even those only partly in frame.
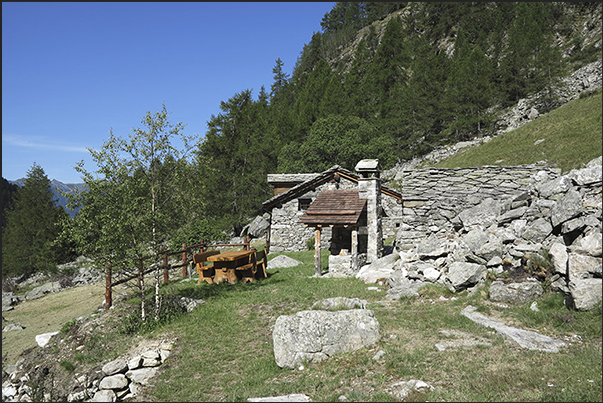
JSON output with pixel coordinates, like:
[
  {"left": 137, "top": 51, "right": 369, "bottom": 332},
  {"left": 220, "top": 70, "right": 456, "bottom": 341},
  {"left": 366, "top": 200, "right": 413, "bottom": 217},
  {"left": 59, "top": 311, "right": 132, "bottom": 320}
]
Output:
[{"left": 104, "top": 232, "right": 269, "bottom": 309}]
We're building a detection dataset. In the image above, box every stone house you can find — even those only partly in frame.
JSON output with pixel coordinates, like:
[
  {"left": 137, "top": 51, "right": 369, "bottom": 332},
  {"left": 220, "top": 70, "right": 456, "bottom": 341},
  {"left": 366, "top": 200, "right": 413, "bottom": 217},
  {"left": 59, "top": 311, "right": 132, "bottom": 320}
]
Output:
[{"left": 261, "top": 160, "right": 404, "bottom": 269}]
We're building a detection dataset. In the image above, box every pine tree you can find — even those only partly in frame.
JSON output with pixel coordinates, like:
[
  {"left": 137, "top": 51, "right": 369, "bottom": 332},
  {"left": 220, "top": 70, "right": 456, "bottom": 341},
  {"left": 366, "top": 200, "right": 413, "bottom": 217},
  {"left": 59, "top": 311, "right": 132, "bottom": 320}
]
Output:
[
  {"left": 196, "top": 90, "right": 272, "bottom": 235},
  {"left": 2, "top": 163, "right": 66, "bottom": 278},
  {"left": 444, "top": 28, "right": 496, "bottom": 141},
  {"left": 343, "top": 31, "right": 377, "bottom": 119},
  {"left": 2, "top": 177, "right": 20, "bottom": 229},
  {"left": 366, "top": 15, "right": 409, "bottom": 120},
  {"left": 500, "top": 2, "right": 561, "bottom": 104}
]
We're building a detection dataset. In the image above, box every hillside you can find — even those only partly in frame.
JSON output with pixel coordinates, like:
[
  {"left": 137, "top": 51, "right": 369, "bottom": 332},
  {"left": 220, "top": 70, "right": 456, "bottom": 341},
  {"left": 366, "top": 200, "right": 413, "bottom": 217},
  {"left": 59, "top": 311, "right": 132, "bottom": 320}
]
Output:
[
  {"left": 7, "top": 179, "right": 85, "bottom": 218},
  {"left": 193, "top": 2, "right": 602, "bottom": 234},
  {"left": 432, "top": 89, "right": 602, "bottom": 172}
]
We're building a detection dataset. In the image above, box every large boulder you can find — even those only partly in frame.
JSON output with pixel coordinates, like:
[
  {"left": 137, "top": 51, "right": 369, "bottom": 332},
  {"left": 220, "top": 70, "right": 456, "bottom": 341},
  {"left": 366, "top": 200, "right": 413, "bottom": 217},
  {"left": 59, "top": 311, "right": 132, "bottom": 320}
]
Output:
[
  {"left": 548, "top": 242, "right": 569, "bottom": 276},
  {"left": 568, "top": 158, "right": 602, "bottom": 186},
  {"left": 488, "top": 280, "right": 544, "bottom": 304},
  {"left": 267, "top": 255, "right": 302, "bottom": 269},
  {"left": 569, "top": 278, "right": 602, "bottom": 311},
  {"left": 457, "top": 198, "right": 502, "bottom": 229},
  {"left": 355, "top": 252, "right": 400, "bottom": 284},
  {"left": 35, "top": 331, "right": 60, "bottom": 348},
  {"left": 272, "top": 309, "right": 380, "bottom": 369},
  {"left": 550, "top": 189, "right": 584, "bottom": 228},
  {"left": 241, "top": 215, "right": 271, "bottom": 238},
  {"left": 24, "top": 282, "right": 62, "bottom": 300},
  {"left": 102, "top": 358, "right": 128, "bottom": 376},
  {"left": 568, "top": 253, "right": 602, "bottom": 281},
  {"left": 444, "top": 262, "right": 486, "bottom": 292},
  {"left": 521, "top": 217, "right": 553, "bottom": 244}
]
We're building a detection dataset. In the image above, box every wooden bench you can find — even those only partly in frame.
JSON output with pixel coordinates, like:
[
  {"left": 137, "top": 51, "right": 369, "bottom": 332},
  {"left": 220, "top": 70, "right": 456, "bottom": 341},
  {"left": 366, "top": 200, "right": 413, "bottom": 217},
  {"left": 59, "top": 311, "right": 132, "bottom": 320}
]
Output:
[
  {"left": 254, "top": 249, "right": 268, "bottom": 280},
  {"left": 193, "top": 250, "right": 221, "bottom": 284},
  {"left": 236, "top": 248, "right": 268, "bottom": 283}
]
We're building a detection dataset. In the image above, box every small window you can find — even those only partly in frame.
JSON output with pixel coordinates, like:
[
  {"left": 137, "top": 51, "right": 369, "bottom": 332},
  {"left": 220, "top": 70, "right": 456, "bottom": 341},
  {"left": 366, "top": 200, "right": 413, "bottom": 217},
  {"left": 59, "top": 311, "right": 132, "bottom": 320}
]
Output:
[{"left": 298, "top": 198, "right": 312, "bottom": 211}]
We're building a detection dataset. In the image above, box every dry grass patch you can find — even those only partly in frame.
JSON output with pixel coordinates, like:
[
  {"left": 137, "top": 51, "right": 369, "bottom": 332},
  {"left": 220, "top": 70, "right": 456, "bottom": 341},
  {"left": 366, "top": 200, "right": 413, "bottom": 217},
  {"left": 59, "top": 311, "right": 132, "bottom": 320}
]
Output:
[{"left": 2, "top": 282, "right": 114, "bottom": 364}]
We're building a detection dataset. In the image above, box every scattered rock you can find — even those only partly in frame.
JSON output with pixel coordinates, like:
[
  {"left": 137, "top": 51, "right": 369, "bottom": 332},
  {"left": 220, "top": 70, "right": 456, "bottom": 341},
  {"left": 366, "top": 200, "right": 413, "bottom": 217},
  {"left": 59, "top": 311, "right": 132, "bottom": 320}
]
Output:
[
  {"left": 461, "top": 305, "right": 566, "bottom": 353},
  {"left": 35, "top": 331, "right": 60, "bottom": 348},
  {"left": 272, "top": 309, "right": 380, "bottom": 369},
  {"left": 248, "top": 394, "right": 312, "bottom": 402},
  {"left": 267, "top": 255, "right": 302, "bottom": 269}
]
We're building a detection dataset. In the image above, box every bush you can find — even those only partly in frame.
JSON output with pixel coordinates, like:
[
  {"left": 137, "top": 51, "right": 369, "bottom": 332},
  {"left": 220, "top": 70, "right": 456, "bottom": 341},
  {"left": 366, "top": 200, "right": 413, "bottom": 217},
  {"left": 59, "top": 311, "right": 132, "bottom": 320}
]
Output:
[
  {"left": 171, "top": 219, "right": 224, "bottom": 250},
  {"left": 306, "top": 236, "right": 315, "bottom": 251}
]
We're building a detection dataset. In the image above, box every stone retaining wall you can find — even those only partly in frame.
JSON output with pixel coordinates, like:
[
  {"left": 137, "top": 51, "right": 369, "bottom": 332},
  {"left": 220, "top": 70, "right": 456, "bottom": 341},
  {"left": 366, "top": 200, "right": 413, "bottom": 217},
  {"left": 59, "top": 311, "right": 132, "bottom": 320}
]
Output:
[{"left": 387, "top": 164, "right": 561, "bottom": 250}]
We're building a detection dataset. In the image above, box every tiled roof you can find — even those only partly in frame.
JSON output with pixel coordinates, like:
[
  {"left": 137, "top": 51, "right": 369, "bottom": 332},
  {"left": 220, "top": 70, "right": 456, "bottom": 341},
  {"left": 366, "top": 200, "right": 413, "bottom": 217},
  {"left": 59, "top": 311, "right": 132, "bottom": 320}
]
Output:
[
  {"left": 299, "top": 189, "right": 366, "bottom": 226},
  {"left": 261, "top": 165, "right": 403, "bottom": 212}
]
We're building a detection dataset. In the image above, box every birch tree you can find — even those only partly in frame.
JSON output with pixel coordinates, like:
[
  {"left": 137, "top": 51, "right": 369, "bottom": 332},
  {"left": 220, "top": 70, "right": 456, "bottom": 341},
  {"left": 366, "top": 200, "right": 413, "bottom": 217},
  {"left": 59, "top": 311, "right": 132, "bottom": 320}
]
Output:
[{"left": 64, "top": 104, "right": 196, "bottom": 321}]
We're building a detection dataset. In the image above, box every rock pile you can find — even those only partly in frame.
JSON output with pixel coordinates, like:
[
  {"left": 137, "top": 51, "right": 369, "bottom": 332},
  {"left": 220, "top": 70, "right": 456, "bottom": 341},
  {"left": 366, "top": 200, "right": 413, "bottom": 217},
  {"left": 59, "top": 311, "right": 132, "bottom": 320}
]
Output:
[
  {"left": 1, "top": 339, "right": 175, "bottom": 402},
  {"left": 361, "top": 157, "right": 602, "bottom": 310}
]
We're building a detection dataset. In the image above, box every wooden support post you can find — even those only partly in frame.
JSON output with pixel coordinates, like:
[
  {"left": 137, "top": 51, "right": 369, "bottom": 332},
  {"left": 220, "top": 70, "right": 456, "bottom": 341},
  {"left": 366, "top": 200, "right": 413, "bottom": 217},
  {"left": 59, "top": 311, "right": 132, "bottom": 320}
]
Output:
[
  {"left": 244, "top": 235, "right": 250, "bottom": 251},
  {"left": 163, "top": 249, "right": 169, "bottom": 284},
  {"left": 200, "top": 239, "right": 205, "bottom": 253},
  {"left": 182, "top": 243, "right": 187, "bottom": 278},
  {"left": 265, "top": 230, "right": 270, "bottom": 254},
  {"left": 314, "top": 227, "right": 322, "bottom": 277},
  {"left": 351, "top": 227, "right": 359, "bottom": 272},
  {"left": 105, "top": 264, "right": 112, "bottom": 310}
]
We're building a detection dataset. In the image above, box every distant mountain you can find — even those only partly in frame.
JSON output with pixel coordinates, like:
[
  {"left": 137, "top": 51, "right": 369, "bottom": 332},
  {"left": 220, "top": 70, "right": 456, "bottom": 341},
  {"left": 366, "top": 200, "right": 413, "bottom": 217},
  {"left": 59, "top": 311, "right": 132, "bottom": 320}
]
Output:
[{"left": 7, "top": 179, "right": 86, "bottom": 218}]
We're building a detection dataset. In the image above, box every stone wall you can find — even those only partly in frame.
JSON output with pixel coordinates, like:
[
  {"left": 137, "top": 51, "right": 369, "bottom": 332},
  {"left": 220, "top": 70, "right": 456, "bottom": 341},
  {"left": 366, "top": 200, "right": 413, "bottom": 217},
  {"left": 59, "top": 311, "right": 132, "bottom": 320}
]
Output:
[
  {"left": 386, "top": 164, "right": 561, "bottom": 250},
  {"left": 269, "top": 177, "right": 404, "bottom": 253},
  {"left": 269, "top": 180, "right": 353, "bottom": 253}
]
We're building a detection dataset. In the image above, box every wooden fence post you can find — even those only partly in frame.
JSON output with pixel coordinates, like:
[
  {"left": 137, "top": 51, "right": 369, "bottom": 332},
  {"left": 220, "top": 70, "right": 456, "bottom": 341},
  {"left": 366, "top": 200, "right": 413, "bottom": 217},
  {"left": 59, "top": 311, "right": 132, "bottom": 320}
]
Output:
[
  {"left": 265, "top": 230, "right": 270, "bottom": 254},
  {"left": 163, "top": 248, "right": 169, "bottom": 284},
  {"left": 182, "top": 243, "right": 187, "bottom": 278},
  {"left": 200, "top": 239, "right": 204, "bottom": 253},
  {"left": 244, "top": 236, "right": 250, "bottom": 251},
  {"left": 105, "top": 263, "right": 112, "bottom": 310}
]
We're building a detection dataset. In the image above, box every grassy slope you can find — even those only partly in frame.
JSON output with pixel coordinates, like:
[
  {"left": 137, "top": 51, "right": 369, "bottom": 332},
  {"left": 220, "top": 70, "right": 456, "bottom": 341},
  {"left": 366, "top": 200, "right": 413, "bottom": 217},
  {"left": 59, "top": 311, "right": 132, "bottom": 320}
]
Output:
[
  {"left": 1, "top": 282, "right": 131, "bottom": 365},
  {"left": 2, "top": 93, "right": 602, "bottom": 401},
  {"left": 432, "top": 89, "right": 602, "bottom": 172},
  {"left": 135, "top": 253, "right": 601, "bottom": 402}
]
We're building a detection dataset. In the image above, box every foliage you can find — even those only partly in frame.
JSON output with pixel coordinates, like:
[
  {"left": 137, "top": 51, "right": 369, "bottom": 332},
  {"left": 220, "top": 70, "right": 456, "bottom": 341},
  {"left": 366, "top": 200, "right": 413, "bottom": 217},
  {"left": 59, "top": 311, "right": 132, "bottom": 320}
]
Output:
[
  {"left": 62, "top": 104, "right": 197, "bottom": 321},
  {"left": 65, "top": 104, "right": 196, "bottom": 260},
  {"left": 3, "top": 2, "right": 600, "bottom": 294},
  {"left": 278, "top": 114, "right": 394, "bottom": 173},
  {"left": 194, "top": 90, "right": 274, "bottom": 235},
  {"left": 2, "top": 163, "right": 70, "bottom": 278},
  {"left": 1, "top": 177, "right": 20, "bottom": 229},
  {"left": 170, "top": 218, "right": 226, "bottom": 250}
]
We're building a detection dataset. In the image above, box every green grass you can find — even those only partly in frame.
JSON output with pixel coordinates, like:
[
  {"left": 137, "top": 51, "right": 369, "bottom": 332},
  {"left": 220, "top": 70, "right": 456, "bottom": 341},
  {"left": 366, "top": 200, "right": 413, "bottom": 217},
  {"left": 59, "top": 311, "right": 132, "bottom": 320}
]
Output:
[
  {"left": 4, "top": 251, "right": 601, "bottom": 401},
  {"left": 432, "top": 89, "right": 602, "bottom": 173},
  {"left": 123, "top": 252, "right": 601, "bottom": 402}
]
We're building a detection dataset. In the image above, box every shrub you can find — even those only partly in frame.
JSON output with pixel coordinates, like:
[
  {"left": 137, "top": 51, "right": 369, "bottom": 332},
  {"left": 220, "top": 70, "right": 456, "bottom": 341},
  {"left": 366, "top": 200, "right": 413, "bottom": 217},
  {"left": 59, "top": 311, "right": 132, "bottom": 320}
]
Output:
[{"left": 306, "top": 236, "right": 315, "bottom": 251}]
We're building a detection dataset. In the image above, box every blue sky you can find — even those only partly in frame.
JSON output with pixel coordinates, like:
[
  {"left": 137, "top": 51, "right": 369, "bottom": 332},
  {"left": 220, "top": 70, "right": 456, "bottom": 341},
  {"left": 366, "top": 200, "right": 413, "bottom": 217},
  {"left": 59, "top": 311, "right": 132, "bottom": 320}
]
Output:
[{"left": 2, "top": 2, "right": 336, "bottom": 183}]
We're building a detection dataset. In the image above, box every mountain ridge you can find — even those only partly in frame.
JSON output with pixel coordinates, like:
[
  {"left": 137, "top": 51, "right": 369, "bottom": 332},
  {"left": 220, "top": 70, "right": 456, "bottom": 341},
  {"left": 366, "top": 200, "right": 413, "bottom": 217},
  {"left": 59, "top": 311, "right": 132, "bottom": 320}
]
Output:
[{"left": 7, "top": 178, "right": 85, "bottom": 218}]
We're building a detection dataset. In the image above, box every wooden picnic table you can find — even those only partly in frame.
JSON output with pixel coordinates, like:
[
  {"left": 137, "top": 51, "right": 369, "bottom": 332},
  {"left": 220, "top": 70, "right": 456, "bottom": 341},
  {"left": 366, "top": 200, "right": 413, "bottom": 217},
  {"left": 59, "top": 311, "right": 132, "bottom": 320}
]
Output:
[{"left": 207, "top": 250, "right": 254, "bottom": 284}]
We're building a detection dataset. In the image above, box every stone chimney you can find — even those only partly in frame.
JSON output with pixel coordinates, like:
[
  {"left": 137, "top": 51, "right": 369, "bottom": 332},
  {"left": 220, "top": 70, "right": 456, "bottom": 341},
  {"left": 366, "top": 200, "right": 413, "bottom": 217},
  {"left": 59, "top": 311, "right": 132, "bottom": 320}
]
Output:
[{"left": 355, "top": 159, "right": 382, "bottom": 263}]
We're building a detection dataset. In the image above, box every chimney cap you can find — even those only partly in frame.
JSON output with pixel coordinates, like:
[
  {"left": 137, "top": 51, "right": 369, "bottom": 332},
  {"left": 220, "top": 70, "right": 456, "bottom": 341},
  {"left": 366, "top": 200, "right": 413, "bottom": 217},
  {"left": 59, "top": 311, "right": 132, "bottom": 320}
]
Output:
[{"left": 355, "top": 159, "right": 380, "bottom": 173}]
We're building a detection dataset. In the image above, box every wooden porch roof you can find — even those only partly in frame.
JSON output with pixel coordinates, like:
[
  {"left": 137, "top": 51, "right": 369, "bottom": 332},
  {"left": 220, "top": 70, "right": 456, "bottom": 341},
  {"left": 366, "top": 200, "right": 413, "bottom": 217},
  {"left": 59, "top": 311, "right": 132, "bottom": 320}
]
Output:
[
  {"left": 261, "top": 165, "right": 403, "bottom": 212},
  {"left": 298, "top": 189, "right": 366, "bottom": 226}
]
